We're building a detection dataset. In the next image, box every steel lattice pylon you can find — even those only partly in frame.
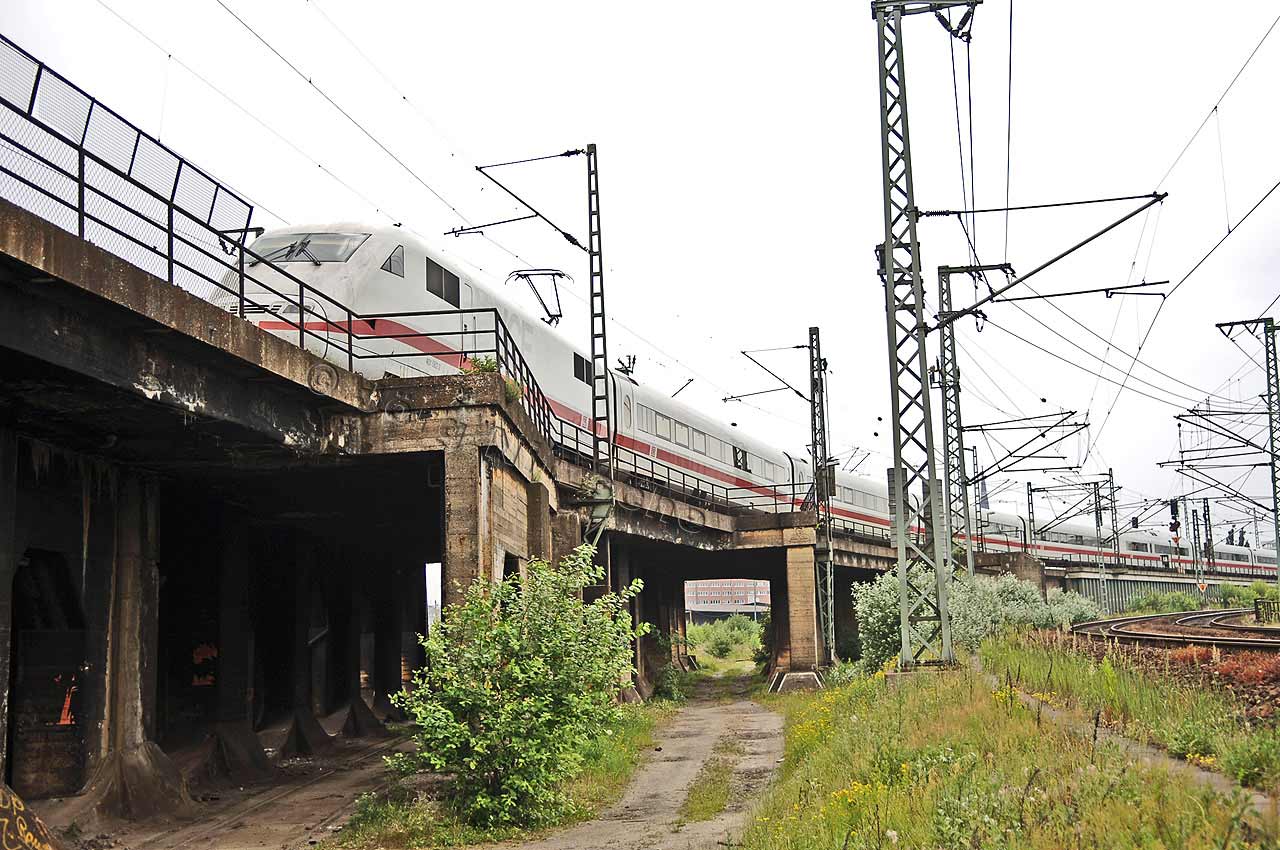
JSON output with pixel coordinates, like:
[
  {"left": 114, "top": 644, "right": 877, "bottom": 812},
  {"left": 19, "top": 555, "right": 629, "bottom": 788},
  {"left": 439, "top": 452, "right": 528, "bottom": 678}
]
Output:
[
  {"left": 873, "top": 1, "right": 972, "bottom": 666},
  {"left": 1215, "top": 317, "right": 1280, "bottom": 589},
  {"left": 1266, "top": 320, "right": 1280, "bottom": 585},
  {"left": 586, "top": 144, "right": 612, "bottom": 478},
  {"left": 809, "top": 326, "right": 836, "bottom": 662},
  {"left": 937, "top": 265, "right": 1005, "bottom": 577}
]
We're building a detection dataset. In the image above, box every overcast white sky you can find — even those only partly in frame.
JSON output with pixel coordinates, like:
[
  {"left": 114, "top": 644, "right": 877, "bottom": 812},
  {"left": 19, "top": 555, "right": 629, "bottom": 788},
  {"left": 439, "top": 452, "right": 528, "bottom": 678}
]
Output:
[{"left": 5, "top": 0, "right": 1280, "bottom": 532}]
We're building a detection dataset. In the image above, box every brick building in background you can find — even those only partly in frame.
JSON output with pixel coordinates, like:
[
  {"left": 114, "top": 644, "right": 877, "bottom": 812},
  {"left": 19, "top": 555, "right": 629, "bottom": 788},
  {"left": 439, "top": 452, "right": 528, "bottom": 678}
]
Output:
[{"left": 684, "top": 579, "right": 771, "bottom": 623}]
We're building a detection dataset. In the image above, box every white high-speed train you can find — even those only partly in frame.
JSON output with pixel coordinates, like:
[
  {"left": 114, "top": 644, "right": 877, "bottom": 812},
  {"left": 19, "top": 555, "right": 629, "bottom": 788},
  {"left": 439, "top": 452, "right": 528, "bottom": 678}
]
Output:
[{"left": 214, "top": 223, "right": 1277, "bottom": 580}]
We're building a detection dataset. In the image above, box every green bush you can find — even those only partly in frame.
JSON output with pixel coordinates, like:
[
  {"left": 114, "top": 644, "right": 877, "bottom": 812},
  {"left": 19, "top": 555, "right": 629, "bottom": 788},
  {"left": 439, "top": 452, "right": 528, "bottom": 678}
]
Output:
[
  {"left": 708, "top": 633, "right": 734, "bottom": 658},
  {"left": 686, "top": 614, "right": 762, "bottom": 661},
  {"left": 389, "top": 544, "right": 646, "bottom": 828},
  {"left": 1164, "top": 716, "right": 1220, "bottom": 760},
  {"left": 1125, "top": 590, "right": 1203, "bottom": 614},
  {"left": 1222, "top": 730, "right": 1280, "bottom": 787},
  {"left": 853, "top": 569, "right": 1100, "bottom": 669},
  {"left": 653, "top": 663, "right": 689, "bottom": 702}
]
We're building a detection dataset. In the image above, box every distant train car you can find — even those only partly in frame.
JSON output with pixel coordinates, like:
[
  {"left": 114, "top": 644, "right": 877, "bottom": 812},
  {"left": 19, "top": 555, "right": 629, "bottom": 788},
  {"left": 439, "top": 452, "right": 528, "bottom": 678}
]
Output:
[{"left": 212, "top": 223, "right": 1277, "bottom": 577}]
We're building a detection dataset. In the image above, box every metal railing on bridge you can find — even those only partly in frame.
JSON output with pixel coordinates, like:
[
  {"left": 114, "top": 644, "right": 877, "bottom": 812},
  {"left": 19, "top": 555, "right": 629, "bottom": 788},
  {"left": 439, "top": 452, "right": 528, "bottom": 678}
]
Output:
[
  {"left": 0, "top": 33, "right": 563, "bottom": 448},
  {"left": 0, "top": 33, "right": 849, "bottom": 533}
]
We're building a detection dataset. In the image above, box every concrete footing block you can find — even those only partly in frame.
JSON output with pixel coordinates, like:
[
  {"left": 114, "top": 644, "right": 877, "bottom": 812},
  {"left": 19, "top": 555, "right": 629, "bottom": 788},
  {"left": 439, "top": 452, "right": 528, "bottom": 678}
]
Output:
[
  {"left": 276, "top": 710, "right": 335, "bottom": 759},
  {"left": 371, "top": 693, "right": 406, "bottom": 723},
  {"left": 769, "top": 670, "right": 824, "bottom": 693},
  {"left": 195, "top": 722, "right": 273, "bottom": 784},
  {"left": 339, "top": 698, "right": 389, "bottom": 738},
  {"left": 71, "top": 741, "right": 193, "bottom": 821}
]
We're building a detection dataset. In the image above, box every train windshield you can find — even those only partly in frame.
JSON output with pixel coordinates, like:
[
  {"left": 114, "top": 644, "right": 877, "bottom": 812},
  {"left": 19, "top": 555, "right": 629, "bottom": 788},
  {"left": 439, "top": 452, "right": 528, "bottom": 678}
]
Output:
[{"left": 248, "top": 232, "right": 369, "bottom": 264}]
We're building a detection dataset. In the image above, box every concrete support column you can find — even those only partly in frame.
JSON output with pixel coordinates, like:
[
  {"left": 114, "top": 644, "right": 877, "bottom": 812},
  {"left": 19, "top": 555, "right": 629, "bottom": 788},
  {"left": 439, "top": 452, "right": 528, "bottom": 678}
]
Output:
[
  {"left": 279, "top": 538, "right": 331, "bottom": 756},
  {"left": 443, "top": 448, "right": 486, "bottom": 608},
  {"left": 372, "top": 565, "right": 404, "bottom": 721},
  {"left": 526, "top": 480, "right": 552, "bottom": 562},
  {"left": 75, "top": 474, "right": 190, "bottom": 819},
  {"left": 551, "top": 512, "right": 582, "bottom": 570},
  {"left": 784, "top": 545, "right": 819, "bottom": 671},
  {"left": 0, "top": 428, "right": 17, "bottom": 781},
  {"left": 833, "top": 570, "right": 859, "bottom": 660},
  {"left": 334, "top": 560, "right": 384, "bottom": 738},
  {"left": 205, "top": 508, "right": 270, "bottom": 780}
]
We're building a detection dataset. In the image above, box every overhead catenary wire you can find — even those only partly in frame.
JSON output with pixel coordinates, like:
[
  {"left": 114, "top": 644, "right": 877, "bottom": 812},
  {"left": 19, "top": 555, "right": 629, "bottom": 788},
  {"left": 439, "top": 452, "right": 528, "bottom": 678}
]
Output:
[{"left": 105, "top": 0, "right": 797, "bottom": 440}]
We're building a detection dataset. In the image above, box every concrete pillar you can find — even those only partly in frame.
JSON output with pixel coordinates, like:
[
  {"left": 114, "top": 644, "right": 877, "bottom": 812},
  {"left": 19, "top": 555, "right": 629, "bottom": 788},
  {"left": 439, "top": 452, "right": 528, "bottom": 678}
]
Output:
[
  {"left": 333, "top": 560, "right": 384, "bottom": 738},
  {"left": 278, "top": 538, "right": 332, "bottom": 756},
  {"left": 0, "top": 428, "right": 16, "bottom": 780},
  {"left": 784, "top": 546, "right": 819, "bottom": 671},
  {"left": 74, "top": 474, "right": 190, "bottom": 819},
  {"left": 372, "top": 565, "right": 405, "bottom": 720},
  {"left": 443, "top": 448, "right": 485, "bottom": 608},
  {"left": 526, "top": 480, "right": 552, "bottom": 562},
  {"left": 551, "top": 512, "right": 582, "bottom": 569},
  {"left": 205, "top": 508, "right": 270, "bottom": 780},
  {"left": 833, "top": 570, "right": 859, "bottom": 660}
]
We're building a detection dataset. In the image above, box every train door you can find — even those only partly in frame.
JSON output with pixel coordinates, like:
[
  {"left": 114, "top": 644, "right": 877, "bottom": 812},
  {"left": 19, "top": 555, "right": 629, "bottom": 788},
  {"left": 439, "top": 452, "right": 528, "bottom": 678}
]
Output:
[{"left": 613, "top": 375, "right": 634, "bottom": 458}]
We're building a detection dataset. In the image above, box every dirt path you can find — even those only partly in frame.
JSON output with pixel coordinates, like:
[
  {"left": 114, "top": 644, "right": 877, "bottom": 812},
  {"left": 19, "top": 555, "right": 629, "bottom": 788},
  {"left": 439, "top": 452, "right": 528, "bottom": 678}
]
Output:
[
  {"left": 44, "top": 734, "right": 412, "bottom": 850},
  {"left": 498, "top": 674, "right": 783, "bottom": 850}
]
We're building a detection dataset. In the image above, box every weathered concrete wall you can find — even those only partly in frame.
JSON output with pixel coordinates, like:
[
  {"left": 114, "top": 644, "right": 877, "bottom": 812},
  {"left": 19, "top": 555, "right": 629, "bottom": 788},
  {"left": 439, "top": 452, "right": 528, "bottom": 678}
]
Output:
[{"left": 0, "top": 428, "right": 16, "bottom": 778}]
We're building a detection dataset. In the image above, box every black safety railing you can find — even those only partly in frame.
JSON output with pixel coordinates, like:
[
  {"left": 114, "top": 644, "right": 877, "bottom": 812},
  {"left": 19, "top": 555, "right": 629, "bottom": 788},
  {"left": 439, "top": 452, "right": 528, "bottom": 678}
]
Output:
[
  {"left": 0, "top": 33, "right": 849, "bottom": 530},
  {"left": 0, "top": 33, "right": 564, "bottom": 449}
]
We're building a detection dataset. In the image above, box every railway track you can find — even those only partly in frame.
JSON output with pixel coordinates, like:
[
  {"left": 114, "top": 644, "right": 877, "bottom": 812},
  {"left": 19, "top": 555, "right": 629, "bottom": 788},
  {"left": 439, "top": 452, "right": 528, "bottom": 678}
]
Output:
[{"left": 1072, "top": 608, "right": 1280, "bottom": 651}]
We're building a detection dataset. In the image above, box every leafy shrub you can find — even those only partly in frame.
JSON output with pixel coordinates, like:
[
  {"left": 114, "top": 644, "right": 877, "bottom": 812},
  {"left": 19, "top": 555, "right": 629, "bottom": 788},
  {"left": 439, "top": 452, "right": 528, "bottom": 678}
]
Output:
[
  {"left": 1221, "top": 581, "right": 1280, "bottom": 608},
  {"left": 686, "top": 614, "right": 762, "bottom": 661},
  {"left": 1125, "top": 590, "right": 1202, "bottom": 614},
  {"left": 754, "top": 610, "right": 772, "bottom": 665},
  {"left": 708, "top": 633, "right": 734, "bottom": 658},
  {"left": 464, "top": 356, "right": 499, "bottom": 374},
  {"left": 853, "top": 569, "right": 1100, "bottom": 669},
  {"left": 653, "top": 663, "right": 689, "bottom": 702},
  {"left": 823, "top": 660, "right": 863, "bottom": 687},
  {"left": 1164, "top": 716, "right": 1219, "bottom": 760},
  {"left": 1222, "top": 731, "right": 1280, "bottom": 787},
  {"left": 389, "top": 544, "right": 646, "bottom": 827}
]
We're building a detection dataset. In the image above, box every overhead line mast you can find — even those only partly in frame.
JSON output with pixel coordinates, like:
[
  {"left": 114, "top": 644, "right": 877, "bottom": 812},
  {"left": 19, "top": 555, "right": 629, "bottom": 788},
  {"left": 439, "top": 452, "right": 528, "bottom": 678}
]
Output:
[{"left": 872, "top": 0, "right": 976, "bottom": 667}]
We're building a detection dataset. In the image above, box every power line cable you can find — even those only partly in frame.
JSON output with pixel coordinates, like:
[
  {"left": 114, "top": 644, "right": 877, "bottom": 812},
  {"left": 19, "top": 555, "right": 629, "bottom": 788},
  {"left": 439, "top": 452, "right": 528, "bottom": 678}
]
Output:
[{"left": 1156, "top": 10, "right": 1280, "bottom": 189}]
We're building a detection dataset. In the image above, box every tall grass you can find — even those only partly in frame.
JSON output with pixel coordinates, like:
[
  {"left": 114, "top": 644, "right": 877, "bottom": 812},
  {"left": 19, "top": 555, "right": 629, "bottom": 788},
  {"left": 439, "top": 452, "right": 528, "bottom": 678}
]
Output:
[
  {"left": 981, "top": 631, "right": 1280, "bottom": 792},
  {"left": 741, "top": 668, "right": 1272, "bottom": 849}
]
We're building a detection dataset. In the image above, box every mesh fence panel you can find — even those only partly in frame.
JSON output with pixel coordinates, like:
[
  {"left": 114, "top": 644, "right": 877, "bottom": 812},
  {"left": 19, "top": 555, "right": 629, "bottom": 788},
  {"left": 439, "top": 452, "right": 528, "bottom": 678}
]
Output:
[{"left": 0, "top": 34, "right": 254, "bottom": 295}]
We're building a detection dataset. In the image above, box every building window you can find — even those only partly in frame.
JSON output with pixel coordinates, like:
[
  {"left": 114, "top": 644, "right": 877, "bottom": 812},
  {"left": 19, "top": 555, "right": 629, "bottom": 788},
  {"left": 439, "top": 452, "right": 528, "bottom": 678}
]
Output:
[
  {"left": 573, "top": 353, "right": 593, "bottom": 386},
  {"left": 380, "top": 244, "right": 405, "bottom": 277}
]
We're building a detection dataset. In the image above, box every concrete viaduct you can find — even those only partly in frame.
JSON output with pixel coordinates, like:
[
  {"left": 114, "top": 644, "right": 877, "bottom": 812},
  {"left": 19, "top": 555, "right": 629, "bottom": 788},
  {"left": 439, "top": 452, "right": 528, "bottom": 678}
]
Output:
[{"left": 0, "top": 197, "right": 897, "bottom": 816}]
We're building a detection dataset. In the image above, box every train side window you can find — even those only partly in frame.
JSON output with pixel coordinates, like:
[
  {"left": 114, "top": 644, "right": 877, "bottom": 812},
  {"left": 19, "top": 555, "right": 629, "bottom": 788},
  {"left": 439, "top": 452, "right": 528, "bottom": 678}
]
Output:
[
  {"left": 380, "top": 245, "right": 405, "bottom": 277},
  {"left": 443, "top": 270, "right": 461, "bottom": 307},
  {"left": 673, "top": 422, "right": 690, "bottom": 447},
  {"left": 573, "top": 353, "right": 593, "bottom": 386},
  {"left": 691, "top": 430, "right": 707, "bottom": 454},
  {"left": 426, "top": 258, "right": 444, "bottom": 298},
  {"left": 655, "top": 414, "right": 672, "bottom": 440},
  {"left": 637, "top": 404, "right": 655, "bottom": 434},
  {"left": 706, "top": 435, "right": 721, "bottom": 459},
  {"left": 732, "top": 447, "right": 750, "bottom": 472}
]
